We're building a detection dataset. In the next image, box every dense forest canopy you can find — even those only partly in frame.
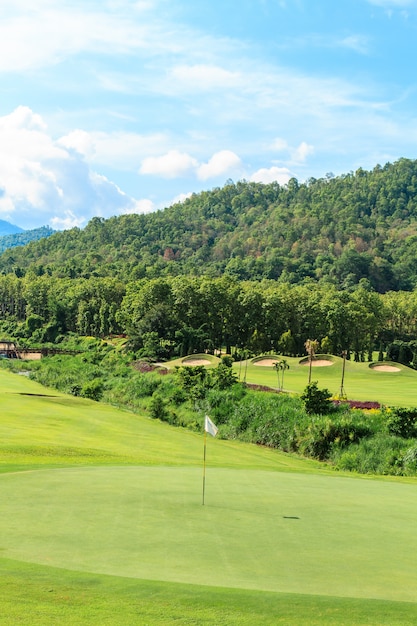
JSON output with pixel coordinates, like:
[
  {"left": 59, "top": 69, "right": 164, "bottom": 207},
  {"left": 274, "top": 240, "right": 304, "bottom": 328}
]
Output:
[
  {"left": 2, "top": 158, "right": 417, "bottom": 361},
  {"left": 2, "top": 158, "right": 417, "bottom": 291},
  {"left": 0, "top": 226, "right": 55, "bottom": 254}
]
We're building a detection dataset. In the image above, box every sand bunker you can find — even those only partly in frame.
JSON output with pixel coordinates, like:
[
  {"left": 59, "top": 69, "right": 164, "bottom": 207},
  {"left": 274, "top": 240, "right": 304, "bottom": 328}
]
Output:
[
  {"left": 372, "top": 365, "right": 401, "bottom": 372},
  {"left": 182, "top": 358, "right": 211, "bottom": 366},
  {"left": 300, "top": 359, "right": 334, "bottom": 367},
  {"left": 254, "top": 358, "right": 279, "bottom": 367}
]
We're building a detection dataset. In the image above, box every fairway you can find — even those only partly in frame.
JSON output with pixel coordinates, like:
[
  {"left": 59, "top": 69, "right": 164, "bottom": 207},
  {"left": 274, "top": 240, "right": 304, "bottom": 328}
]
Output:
[
  {"left": 232, "top": 354, "right": 417, "bottom": 406},
  {"left": 1, "top": 466, "right": 417, "bottom": 602},
  {"left": 2, "top": 369, "right": 417, "bottom": 624}
]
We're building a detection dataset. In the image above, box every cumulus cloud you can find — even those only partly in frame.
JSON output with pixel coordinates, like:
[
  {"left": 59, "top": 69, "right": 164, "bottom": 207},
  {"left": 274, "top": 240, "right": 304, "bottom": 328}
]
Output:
[
  {"left": 170, "top": 192, "right": 193, "bottom": 205},
  {"left": 140, "top": 150, "right": 198, "bottom": 178},
  {"left": 197, "top": 150, "right": 242, "bottom": 180},
  {"left": 292, "top": 141, "right": 314, "bottom": 163},
  {"left": 250, "top": 166, "right": 292, "bottom": 185},
  {"left": 269, "top": 138, "right": 314, "bottom": 164},
  {"left": 140, "top": 149, "right": 242, "bottom": 181},
  {"left": 0, "top": 106, "right": 142, "bottom": 229},
  {"left": 120, "top": 198, "right": 156, "bottom": 214},
  {"left": 58, "top": 129, "right": 95, "bottom": 159}
]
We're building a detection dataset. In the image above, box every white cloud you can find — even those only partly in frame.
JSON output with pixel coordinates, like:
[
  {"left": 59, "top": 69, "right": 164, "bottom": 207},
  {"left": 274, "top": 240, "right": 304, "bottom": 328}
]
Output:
[
  {"left": 50, "top": 210, "right": 85, "bottom": 230},
  {"left": 339, "top": 35, "right": 369, "bottom": 54},
  {"left": 170, "top": 65, "right": 242, "bottom": 91},
  {"left": 58, "top": 129, "right": 95, "bottom": 158},
  {"left": 270, "top": 138, "right": 289, "bottom": 152},
  {"left": 0, "top": 106, "right": 142, "bottom": 229},
  {"left": 140, "top": 150, "right": 198, "bottom": 178},
  {"left": 170, "top": 192, "right": 193, "bottom": 205},
  {"left": 0, "top": 1, "right": 163, "bottom": 73},
  {"left": 268, "top": 138, "right": 314, "bottom": 164},
  {"left": 197, "top": 150, "right": 242, "bottom": 180},
  {"left": 140, "top": 149, "right": 242, "bottom": 181},
  {"left": 59, "top": 129, "right": 168, "bottom": 169},
  {"left": 250, "top": 166, "right": 292, "bottom": 185},
  {"left": 123, "top": 198, "right": 156, "bottom": 214},
  {"left": 292, "top": 141, "right": 314, "bottom": 163}
]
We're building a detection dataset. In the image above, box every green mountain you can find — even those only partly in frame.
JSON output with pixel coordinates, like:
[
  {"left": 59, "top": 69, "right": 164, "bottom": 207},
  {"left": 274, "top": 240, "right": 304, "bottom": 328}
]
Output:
[
  {"left": 0, "top": 226, "right": 55, "bottom": 254},
  {"left": 2, "top": 158, "right": 417, "bottom": 291}
]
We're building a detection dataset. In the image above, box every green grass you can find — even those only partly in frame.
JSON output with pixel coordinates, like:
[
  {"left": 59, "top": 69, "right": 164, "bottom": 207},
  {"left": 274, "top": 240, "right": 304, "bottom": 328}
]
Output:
[
  {"left": 1, "top": 368, "right": 417, "bottom": 624},
  {"left": 233, "top": 354, "right": 417, "bottom": 406}
]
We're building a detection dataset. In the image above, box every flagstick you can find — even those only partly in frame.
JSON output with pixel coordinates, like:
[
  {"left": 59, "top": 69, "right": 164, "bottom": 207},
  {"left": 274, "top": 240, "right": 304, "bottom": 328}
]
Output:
[{"left": 202, "top": 429, "right": 207, "bottom": 505}]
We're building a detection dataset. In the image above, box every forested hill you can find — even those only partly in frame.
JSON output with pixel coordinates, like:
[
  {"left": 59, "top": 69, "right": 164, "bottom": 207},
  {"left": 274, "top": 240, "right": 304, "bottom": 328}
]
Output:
[
  {"left": 0, "top": 226, "right": 55, "bottom": 254},
  {"left": 2, "top": 157, "right": 417, "bottom": 291}
]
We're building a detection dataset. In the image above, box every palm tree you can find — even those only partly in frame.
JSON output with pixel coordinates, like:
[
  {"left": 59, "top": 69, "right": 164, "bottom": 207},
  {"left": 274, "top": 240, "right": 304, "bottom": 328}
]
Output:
[
  {"left": 274, "top": 359, "right": 289, "bottom": 391},
  {"left": 280, "top": 359, "right": 289, "bottom": 391},
  {"left": 273, "top": 360, "right": 281, "bottom": 390},
  {"left": 304, "top": 339, "right": 319, "bottom": 384}
]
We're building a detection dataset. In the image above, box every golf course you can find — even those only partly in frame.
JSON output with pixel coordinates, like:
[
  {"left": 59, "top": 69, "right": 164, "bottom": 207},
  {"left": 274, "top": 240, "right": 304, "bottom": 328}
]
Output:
[{"left": 1, "top": 366, "right": 417, "bottom": 624}]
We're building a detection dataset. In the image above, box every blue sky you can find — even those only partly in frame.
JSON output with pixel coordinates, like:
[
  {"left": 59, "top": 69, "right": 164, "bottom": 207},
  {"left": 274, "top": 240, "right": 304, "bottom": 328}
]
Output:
[{"left": 1, "top": 0, "right": 417, "bottom": 230}]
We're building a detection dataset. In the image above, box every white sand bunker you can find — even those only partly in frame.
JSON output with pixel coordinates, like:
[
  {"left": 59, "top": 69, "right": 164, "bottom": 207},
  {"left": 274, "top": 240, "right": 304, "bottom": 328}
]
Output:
[
  {"left": 372, "top": 364, "right": 401, "bottom": 372},
  {"left": 301, "top": 359, "right": 334, "bottom": 367},
  {"left": 182, "top": 358, "right": 211, "bottom": 366},
  {"left": 254, "top": 358, "right": 280, "bottom": 367}
]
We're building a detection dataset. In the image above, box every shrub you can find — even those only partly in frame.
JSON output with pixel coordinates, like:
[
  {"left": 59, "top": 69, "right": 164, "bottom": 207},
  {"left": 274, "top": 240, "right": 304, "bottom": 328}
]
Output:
[
  {"left": 80, "top": 379, "right": 104, "bottom": 401},
  {"left": 149, "top": 394, "right": 168, "bottom": 421},
  {"left": 298, "top": 414, "right": 373, "bottom": 461},
  {"left": 401, "top": 446, "right": 417, "bottom": 475},
  {"left": 385, "top": 407, "right": 417, "bottom": 439},
  {"left": 300, "top": 382, "right": 332, "bottom": 415},
  {"left": 334, "top": 433, "right": 409, "bottom": 475}
]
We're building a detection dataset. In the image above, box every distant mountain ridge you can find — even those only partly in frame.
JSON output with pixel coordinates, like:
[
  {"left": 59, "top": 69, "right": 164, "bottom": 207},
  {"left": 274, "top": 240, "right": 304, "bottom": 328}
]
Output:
[
  {"left": 0, "top": 219, "right": 23, "bottom": 236},
  {"left": 0, "top": 225, "right": 55, "bottom": 254}
]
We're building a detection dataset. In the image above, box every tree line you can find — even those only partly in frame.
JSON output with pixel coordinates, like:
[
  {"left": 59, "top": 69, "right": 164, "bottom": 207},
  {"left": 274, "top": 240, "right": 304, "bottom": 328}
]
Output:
[{"left": 2, "top": 273, "right": 417, "bottom": 363}]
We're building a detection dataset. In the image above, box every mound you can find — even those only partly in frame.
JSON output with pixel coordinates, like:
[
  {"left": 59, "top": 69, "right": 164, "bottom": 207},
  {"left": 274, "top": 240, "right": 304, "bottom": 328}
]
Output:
[
  {"left": 300, "top": 359, "right": 333, "bottom": 367},
  {"left": 253, "top": 358, "right": 279, "bottom": 367},
  {"left": 182, "top": 358, "right": 211, "bottom": 366},
  {"left": 372, "top": 365, "right": 401, "bottom": 372}
]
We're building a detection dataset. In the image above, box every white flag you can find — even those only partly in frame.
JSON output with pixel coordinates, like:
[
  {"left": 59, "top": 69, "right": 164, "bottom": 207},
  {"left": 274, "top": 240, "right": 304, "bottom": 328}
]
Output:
[{"left": 204, "top": 415, "right": 218, "bottom": 437}]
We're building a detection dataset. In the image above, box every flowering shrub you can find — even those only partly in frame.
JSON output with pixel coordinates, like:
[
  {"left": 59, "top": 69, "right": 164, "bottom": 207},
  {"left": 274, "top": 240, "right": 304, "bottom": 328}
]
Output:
[{"left": 333, "top": 400, "right": 381, "bottom": 410}]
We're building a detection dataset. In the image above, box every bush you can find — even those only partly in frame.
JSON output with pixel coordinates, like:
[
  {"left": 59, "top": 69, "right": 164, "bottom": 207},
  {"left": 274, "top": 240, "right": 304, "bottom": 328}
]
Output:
[
  {"left": 401, "top": 446, "right": 417, "bottom": 475},
  {"left": 386, "top": 407, "right": 417, "bottom": 439},
  {"left": 298, "top": 414, "right": 373, "bottom": 461},
  {"left": 333, "top": 433, "right": 409, "bottom": 475},
  {"left": 300, "top": 382, "right": 332, "bottom": 415},
  {"left": 149, "top": 394, "right": 168, "bottom": 421},
  {"left": 80, "top": 379, "right": 104, "bottom": 401}
]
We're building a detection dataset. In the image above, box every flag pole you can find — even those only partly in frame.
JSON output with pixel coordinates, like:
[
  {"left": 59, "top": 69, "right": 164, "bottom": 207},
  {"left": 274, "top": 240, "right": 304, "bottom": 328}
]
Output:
[
  {"left": 202, "top": 415, "right": 218, "bottom": 506},
  {"left": 202, "top": 429, "right": 207, "bottom": 505}
]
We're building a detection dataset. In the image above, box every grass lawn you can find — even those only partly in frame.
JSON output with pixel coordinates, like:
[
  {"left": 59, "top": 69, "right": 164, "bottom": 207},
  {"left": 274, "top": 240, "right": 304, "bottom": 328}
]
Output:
[
  {"left": 1, "top": 368, "right": 417, "bottom": 624},
  {"left": 232, "top": 354, "right": 417, "bottom": 407}
]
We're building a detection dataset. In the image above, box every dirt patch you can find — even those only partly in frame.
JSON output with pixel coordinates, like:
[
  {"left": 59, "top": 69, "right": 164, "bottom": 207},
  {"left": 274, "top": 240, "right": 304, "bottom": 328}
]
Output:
[
  {"left": 254, "top": 358, "right": 279, "bottom": 367},
  {"left": 182, "top": 358, "right": 211, "bottom": 366},
  {"left": 372, "top": 365, "right": 401, "bottom": 372},
  {"left": 300, "top": 359, "right": 334, "bottom": 367},
  {"left": 19, "top": 352, "right": 42, "bottom": 360}
]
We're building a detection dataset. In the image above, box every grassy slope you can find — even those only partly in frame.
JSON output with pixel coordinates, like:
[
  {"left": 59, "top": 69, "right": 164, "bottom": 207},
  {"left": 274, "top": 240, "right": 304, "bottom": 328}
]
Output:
[{"left": 1, "top": 369, "right": 417, "bottom": 625}]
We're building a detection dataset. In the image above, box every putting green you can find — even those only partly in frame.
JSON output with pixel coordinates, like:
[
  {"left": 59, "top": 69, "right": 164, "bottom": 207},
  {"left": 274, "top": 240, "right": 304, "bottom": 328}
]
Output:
[{"left": 1, "top": 466, "right": 416, "bottom": 603}]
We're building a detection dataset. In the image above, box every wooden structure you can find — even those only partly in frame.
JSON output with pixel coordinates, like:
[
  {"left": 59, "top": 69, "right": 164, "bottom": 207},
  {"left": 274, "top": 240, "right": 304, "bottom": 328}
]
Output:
[{"left": 0, "top": 341, "right": 20, "bottom": 359}]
